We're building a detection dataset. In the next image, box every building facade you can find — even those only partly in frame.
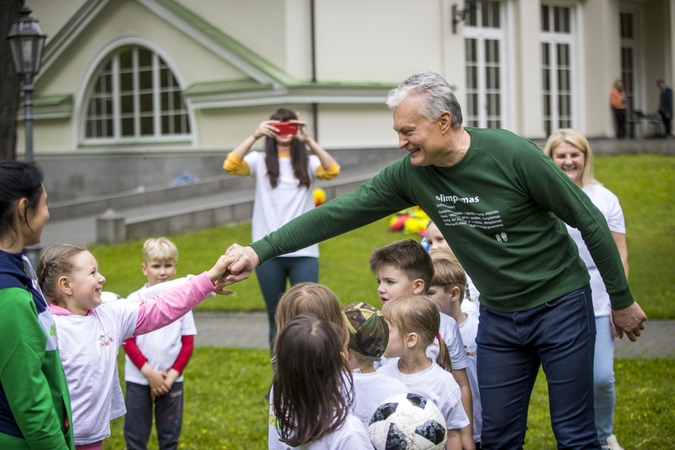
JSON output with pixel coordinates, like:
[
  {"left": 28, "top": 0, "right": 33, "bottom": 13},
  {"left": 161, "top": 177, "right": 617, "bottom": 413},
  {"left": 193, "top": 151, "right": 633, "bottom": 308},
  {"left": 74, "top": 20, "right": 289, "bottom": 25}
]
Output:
[{"left": 22, "top": 0, "right": 675, "bottom": 199}]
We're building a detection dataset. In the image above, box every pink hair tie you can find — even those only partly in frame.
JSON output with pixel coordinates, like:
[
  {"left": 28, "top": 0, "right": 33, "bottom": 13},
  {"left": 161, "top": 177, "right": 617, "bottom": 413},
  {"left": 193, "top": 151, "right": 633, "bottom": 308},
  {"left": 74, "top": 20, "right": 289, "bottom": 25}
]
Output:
[{"left": 436, "top": 333, "right": 442, "bottom": 340}]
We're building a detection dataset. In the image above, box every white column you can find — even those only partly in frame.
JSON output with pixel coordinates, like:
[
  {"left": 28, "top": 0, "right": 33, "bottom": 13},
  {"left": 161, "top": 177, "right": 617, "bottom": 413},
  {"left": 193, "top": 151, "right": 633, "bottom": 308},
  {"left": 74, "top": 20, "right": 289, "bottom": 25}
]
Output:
[
  {"left": 512, "top": 0, "right": 545, "bottom": 138},
  {"left": 581, "top": 0, "right": 620, "bottom": 138}
]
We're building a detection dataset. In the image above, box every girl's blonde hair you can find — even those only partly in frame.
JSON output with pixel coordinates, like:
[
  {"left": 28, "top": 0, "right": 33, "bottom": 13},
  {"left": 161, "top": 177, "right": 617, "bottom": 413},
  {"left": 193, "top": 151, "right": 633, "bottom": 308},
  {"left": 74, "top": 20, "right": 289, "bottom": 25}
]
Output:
[
  {"left": 430, "top": 250, "right": 466, "bottom": 297},
  {"left": 543, "top": 128, "right": 598, "bottom": 187},
  {"left": 382, "top": 295, "right": 452, "bottom": 372},
  {"left": 275, "top": 282, "right": 348, "bottom": 348},
  {"left": 37, "top": 243, "right": 88, "bottom": 306}
]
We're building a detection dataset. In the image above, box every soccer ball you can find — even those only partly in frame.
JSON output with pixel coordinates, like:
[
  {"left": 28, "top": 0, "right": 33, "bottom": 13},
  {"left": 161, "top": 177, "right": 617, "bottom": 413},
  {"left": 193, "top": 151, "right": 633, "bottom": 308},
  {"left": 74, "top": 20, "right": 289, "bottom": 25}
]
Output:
[{"left": 368, "top": 393, "right": 447, "bottom": 450}]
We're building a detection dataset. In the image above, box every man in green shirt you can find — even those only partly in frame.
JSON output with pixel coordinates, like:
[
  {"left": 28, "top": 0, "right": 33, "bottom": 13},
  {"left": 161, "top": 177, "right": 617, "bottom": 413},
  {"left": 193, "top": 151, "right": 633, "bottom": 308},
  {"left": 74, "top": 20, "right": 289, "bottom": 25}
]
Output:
[{"left": 224, "top": 72, "right": 646, "bottom": 449}]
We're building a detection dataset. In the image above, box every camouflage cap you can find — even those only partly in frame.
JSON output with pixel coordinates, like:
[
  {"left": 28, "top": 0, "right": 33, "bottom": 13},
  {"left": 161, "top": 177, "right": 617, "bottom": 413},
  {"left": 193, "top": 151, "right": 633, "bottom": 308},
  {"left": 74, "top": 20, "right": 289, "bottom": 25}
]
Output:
[{"left": 341, "top": 301, "right": 389, "bottom": 361}]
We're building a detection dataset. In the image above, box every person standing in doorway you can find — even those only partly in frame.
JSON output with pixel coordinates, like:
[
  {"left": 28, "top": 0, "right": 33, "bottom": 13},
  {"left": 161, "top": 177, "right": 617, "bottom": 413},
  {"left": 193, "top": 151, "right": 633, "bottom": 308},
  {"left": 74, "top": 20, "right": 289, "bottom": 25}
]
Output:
[
  {"left": 656, "top": 79, "right": 672, "bottom": 137},
  {"left": 610, "top": 79, "right": 626, "bottom": 139}
]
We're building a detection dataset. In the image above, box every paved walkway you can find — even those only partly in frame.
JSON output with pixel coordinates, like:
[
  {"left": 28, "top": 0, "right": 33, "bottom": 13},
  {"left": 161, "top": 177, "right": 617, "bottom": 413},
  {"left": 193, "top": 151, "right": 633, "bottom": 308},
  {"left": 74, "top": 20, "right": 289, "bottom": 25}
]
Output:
[{"left": 193, "top": 312, "right": 675, "bottom": 359}]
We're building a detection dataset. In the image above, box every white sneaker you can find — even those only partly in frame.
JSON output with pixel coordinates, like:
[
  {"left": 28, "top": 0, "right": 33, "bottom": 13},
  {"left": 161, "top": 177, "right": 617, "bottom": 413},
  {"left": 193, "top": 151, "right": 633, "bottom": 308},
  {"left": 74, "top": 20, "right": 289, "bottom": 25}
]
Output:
[{"left": 601, "top": 434, "right": 625, "bottom": 450}]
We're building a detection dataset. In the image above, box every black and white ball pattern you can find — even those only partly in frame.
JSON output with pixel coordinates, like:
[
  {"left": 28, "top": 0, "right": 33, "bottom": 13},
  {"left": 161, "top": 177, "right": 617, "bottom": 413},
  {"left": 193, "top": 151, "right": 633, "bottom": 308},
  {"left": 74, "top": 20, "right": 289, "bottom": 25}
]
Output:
[{"left": 368, "top": 393, "right": 447, "bottom": 450}]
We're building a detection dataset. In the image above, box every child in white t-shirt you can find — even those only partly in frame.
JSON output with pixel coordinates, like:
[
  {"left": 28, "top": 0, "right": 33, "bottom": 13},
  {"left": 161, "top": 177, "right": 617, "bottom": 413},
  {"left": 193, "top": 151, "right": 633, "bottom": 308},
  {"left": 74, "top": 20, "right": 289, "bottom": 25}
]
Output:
[
  {"left": 37, "top": 243, "right": 231, "bottom": 450},
  {"left": 369, "top": 239, "right": 474, "bottom": 449},
  {"left": 428, "top": 251, "right": 482, "bottom": 448},
  {"left": 426, "top": 220, "right": 480, "bottom": 309},
  {"left": 341, "top": 301, "right": 407, "bottom": 426},
  {"left": 377, "top": 295, "right": 469, "bottom": 450},
  {"left": 123, "top": 238, "right": 196, "bottom": 449},
  {"left": 268, "top": 282, "right": 371, "bottom": 449},
  {"left": 271, "top": 313, "right": 372, "bottom": 449}
]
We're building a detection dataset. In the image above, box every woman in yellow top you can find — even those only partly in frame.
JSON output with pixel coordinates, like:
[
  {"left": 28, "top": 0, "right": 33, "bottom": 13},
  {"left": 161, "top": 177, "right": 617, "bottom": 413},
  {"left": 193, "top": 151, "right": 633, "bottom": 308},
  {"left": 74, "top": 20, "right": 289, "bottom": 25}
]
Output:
[
  {"left": 224, "top": 108, "right": 340, "bottom": 346},
  {"left": 610, "top": 79, "right": 627, "bottom": 139}
]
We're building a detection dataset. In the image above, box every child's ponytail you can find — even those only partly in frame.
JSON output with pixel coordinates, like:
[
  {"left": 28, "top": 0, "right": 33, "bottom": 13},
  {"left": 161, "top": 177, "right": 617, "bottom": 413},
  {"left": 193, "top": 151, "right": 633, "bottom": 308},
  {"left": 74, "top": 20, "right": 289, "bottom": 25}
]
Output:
[
  {"left": 383, "top": 295, "right": 449, "bottom": 369},
  {"left": 436, "top": 335, "right": 453, "bottom": 373},
  {"left": 37, "top": 243, "right": 87, "bottom": 305}
]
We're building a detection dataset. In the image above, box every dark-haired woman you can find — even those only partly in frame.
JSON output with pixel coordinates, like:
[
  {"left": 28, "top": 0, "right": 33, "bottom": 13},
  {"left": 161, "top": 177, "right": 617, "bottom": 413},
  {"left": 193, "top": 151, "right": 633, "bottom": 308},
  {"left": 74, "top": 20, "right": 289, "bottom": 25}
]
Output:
[
  {"left": 0, "top": 161, "right": 74, "bottom": 449},
  {"left": 224, "top": 108, "right": 340, "bottom": 345}
]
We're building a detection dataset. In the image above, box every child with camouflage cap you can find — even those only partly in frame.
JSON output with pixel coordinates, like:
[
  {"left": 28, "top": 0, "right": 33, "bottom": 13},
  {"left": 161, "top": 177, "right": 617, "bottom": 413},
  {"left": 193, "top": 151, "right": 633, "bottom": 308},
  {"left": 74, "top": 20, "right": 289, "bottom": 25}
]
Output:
[{"left": 341, "top": 301, "right": 407, "bottom": 425}]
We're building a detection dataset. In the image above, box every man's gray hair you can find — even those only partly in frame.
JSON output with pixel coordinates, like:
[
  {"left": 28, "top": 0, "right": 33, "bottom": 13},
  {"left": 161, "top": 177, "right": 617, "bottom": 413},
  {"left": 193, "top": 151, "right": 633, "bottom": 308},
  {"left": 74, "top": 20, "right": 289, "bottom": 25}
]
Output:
[{"left": 386, "top": 71, "right": 463, "bottom": 129}]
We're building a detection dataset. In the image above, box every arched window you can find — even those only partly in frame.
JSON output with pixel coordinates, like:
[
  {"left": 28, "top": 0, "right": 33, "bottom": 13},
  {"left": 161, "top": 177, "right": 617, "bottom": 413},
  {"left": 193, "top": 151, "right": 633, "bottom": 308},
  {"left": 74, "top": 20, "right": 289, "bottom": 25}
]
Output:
[{"left": 84, "top": 47, "right": 190, "bottom": 141}]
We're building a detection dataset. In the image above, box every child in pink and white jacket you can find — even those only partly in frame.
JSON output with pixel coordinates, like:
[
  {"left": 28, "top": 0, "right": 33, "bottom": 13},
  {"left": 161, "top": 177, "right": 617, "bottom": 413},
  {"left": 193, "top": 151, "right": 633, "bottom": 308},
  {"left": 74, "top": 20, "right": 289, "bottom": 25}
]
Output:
[{"left": 37, "top": 243, "right": 231, "bottom": 450}]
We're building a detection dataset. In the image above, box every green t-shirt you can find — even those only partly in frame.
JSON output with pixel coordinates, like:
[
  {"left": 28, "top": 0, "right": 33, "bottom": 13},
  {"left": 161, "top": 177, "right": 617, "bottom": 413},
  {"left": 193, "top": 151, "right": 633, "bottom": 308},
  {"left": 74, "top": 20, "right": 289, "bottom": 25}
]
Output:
[{"left": 252, "top": 127, "right": 633, "bottom": 312}]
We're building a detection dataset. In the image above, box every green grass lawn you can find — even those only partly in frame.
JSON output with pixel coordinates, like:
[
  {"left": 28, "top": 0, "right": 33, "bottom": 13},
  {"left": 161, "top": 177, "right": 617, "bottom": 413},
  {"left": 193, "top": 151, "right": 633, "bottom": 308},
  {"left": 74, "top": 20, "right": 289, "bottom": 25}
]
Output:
[
  {"left": 102, "top": 350, "right": 675, "bottom": 449},
  {"left": 91, "top": 154, "right": 675, "bottom": 319},
  {"left": 597, "top": 155, "right": 675, "bottom": 319}
]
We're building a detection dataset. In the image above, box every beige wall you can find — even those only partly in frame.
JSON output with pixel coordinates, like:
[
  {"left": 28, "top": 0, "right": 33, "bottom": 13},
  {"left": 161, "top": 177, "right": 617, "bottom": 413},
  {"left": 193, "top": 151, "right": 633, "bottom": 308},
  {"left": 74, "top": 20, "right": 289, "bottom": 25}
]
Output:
[
  {"left": 317, "top": 104, "right": 395, "bottom": 148},
  {"left": 195, "top": 106, "right": 319, "bottom": 149},
  {"left": 16, "top": 119, "right": 73, "bottom": 157},
  {"left": 29, "top": 0, "right": 88, "bottom": 43},
  {"left": 284, "top": 0, "right": 314, "bottom": 80},
  {"left": 194, "top": 104, "right": 394, "bottom": 150},
  {"left": 174, "top": 0, "right": 289, "bottom": 74},
  {"left": 313, "top": 0, "right": 446, "bottom": 83}
]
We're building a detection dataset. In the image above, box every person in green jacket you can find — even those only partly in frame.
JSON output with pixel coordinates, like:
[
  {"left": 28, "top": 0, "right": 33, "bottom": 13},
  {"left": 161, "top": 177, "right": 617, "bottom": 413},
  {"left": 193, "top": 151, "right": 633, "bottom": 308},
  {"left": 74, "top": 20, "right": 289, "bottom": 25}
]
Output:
[
  {"left": 0, "top": 161, "right": 74, "bottom": 450},
  {"left": 223, "top": 72, "right": 647, "bottom": 449}
]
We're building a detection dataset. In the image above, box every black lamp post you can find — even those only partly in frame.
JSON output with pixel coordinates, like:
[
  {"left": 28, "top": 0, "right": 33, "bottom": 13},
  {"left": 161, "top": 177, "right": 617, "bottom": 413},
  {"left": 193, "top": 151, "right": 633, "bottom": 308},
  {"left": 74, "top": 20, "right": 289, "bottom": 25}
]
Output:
[
  {"left": 7, "top": 5, "right": 46, "bottom": 163},
  {"left": 7, "top": 5, "right": 47, "bottom": 268}
]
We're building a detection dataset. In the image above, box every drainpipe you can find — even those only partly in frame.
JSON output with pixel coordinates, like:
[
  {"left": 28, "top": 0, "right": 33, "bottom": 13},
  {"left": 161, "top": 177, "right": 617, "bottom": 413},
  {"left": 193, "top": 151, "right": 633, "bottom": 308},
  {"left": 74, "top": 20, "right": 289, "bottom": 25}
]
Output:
[{"left": 310, "top": 0, "right": 318, "bottom": 141}]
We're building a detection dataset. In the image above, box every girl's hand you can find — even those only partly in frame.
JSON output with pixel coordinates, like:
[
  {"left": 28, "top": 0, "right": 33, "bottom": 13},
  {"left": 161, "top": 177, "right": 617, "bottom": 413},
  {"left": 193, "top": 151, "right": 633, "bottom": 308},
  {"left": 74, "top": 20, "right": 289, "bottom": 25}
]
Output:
[
  {"left": 253, "top": 120, "right": 281, "bottom": 140},
  {"left": 293, "top": 118, "right": 310, "bottom": 144},
  {"left": 207, "top": 254, "right": 233, "bottom": 285}
]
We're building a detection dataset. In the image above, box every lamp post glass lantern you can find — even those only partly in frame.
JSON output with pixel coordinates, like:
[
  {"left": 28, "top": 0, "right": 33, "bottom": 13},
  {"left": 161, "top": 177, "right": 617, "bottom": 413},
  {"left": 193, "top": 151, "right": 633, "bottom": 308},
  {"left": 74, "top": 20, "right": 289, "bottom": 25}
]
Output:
[{"left": 7, "top": 5, "right": 46, "bottom": 163}]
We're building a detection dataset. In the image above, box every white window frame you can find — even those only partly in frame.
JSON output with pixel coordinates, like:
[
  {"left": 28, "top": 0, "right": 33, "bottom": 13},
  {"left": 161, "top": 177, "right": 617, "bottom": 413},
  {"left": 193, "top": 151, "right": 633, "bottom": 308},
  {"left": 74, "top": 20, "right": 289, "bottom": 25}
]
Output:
[
  {"left": 76, "top": 38, "right": 195, "bottom": 147},
  {"left": 464, "top": 0, "right": 509, "bottom": 130},
  {"left": 619, "top": 4, "right": 645, "bottom": 115},
  {"left": 540, "top": 3, "right": 582, "bottom": 135}
]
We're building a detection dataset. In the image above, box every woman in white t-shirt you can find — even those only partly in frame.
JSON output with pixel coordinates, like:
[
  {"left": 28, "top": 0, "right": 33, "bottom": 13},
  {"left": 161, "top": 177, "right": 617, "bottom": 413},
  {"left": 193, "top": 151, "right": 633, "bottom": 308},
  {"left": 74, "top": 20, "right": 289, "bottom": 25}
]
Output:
[
  {"left": 224, "top": 108, "right": 340, "bottom": 347},
  {"left": 544, "top": 129, "right": 628, "bottom": 450}
]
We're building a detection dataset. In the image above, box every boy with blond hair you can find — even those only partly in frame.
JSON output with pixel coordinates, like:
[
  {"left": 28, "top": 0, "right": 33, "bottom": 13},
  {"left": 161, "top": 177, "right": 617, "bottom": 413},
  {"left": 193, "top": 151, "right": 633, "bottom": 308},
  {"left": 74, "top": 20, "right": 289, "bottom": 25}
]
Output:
[
  {"left": 123, "top": 238, "right": 196, "bottom": 450},
  {"left": 370, "top": 239, "right": 474, "bottom": 450},
  {"left": 428, "top": 251, "right": 482, "bottom": 448}
]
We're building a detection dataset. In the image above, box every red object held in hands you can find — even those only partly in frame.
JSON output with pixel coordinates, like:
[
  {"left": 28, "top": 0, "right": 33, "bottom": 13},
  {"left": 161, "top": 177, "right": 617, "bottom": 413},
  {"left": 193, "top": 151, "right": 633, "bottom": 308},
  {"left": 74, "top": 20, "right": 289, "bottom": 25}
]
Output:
[{"left": 274, "top": 122, "right": 298, "bottom": 135}]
